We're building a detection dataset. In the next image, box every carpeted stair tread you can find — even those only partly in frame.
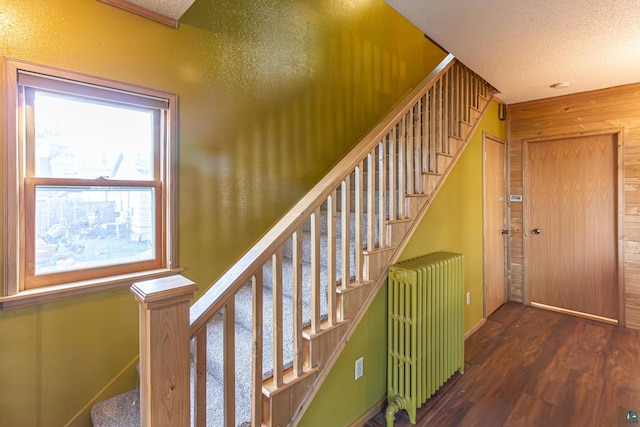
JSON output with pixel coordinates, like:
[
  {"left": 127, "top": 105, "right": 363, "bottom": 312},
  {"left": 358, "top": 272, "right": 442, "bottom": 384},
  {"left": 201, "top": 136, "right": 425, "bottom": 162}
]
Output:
[{"left": 91, "top": 389, "right": 140, "bottom": 427}]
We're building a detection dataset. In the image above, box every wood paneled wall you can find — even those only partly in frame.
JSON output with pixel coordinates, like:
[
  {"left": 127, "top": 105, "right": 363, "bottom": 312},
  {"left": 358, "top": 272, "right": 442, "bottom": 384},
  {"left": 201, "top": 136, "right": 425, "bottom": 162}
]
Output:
[{"left": 507, "top": 83, "right": 640, "bottom": 329}]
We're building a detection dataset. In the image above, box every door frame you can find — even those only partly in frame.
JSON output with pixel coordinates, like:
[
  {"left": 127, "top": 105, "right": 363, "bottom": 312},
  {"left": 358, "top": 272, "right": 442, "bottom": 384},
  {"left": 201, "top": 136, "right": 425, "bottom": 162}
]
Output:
[
  {"left": 482, "top": 132, "right": 508, "bottom": 317},
  {"left": 522, "top": 128, "right": 625, "bottom": 326}
]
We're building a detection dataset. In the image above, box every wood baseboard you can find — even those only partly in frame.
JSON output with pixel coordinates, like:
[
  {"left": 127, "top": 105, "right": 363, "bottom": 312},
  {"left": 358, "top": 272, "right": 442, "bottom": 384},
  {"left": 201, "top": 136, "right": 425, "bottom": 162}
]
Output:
[
  {"left": 349, "top": 396, "right": 386, "bottom": 427},
  {"left": 530, "top": 302, "right": 618, "bottom": 325},
  {"left": 465, "top": 317, "right": 486, "bottom": 340}
]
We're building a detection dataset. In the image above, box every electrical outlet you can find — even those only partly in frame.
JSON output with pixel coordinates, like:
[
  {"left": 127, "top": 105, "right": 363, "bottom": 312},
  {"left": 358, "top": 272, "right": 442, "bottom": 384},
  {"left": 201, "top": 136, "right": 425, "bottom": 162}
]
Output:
[
  {"left": 355, "top": 357, "right": 364, "bottom": 380},
  {"left": 466, "top": 292, "right": 471, "bottom": 305}
]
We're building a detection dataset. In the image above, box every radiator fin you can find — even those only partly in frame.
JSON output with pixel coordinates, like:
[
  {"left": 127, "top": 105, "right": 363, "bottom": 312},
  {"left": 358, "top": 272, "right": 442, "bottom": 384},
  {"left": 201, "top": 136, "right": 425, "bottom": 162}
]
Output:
[{"left": 385, "top": 252, "right": 464, "bottom": 425}]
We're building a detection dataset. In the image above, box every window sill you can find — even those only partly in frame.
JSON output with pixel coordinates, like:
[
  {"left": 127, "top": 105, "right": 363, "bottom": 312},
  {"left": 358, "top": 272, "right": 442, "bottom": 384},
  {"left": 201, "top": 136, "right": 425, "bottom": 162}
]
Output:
[{"left": 0, "top": 267, "right": 184, "bottom": 310}]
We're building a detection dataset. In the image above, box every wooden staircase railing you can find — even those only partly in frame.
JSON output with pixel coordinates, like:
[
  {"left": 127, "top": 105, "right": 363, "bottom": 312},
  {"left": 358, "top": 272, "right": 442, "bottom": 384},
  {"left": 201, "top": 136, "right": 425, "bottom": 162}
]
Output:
[{"left": 133, "top": 54, "right": 496, "bottom": 427}]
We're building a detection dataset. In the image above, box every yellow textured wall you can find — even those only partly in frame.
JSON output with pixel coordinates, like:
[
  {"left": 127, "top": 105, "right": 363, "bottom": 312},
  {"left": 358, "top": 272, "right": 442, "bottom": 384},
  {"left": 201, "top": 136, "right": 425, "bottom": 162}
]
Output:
[
  {"left": 300, "top": 100, "right": 505, "bottom": 426},
  {"left": 0, "top": 0, "right": 444, "bottom": 425}
]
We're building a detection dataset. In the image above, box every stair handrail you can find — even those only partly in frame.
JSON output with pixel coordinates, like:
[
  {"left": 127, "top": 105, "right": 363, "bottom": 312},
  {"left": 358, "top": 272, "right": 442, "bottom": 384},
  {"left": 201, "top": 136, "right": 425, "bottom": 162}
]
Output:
[{"left": 189, "top": 53, "right": 456, "bottom": 335}]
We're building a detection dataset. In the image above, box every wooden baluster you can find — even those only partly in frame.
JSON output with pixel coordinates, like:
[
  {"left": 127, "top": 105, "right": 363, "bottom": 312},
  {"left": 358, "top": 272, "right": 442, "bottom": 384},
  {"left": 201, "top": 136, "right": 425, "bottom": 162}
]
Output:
[
  {"left": 414, "top": 100, "right": 423, "bottom": 193},
  {"left": 436, "top": 78, "right": 443, "bottom": 157},
  {"left": 223, "top": 299, "right": 236, "bottom": 427},
  {"left": 461, "top": 66, "right": 469, "bottom": 123},
  {"left": 195, "top": 328, "right": 207, "bottom": 427},
  {"left": 292, "top": 229, "right": 303, "bottom": 375},
  {"left": 367, "top": 151, "right": 375, "bottom": 252},
  {"left": 311, "top": 208, "right": 321, "bottom": 334},
  {"left": 447, "top": 66, "right": 452, "bottom": 140},
  {"left": 421, "top": 93, "right": 428, "bottom": 188},
  {"left": 421, "top": 98, "right": 427, "bottom": 189},
  {"left": 132, "top": 275, "right": 198, "bottom": 427},
  {"left": 468, "top": 70, "right": 476, "bottom": 118},
  {"left": 462, "top": 66, "right": 468, "bottom": 123},
  {"left": 472, "top": 72, "right": 478, "bottom": 110},
  {"left": 451, "top": 66, "right": 457, "bottom": 142},
  {"left": 443, "top": 71, "right": 450, "bottom": 155},
  {"left": 272, "top": 250, "right": 284, "bottom": 387},
  {"left": 341, "top": 176, "right": 351, "bottom": 290},
  {"left": 475, "top": 74, "right": 480, "bottom": 100},
  {"left": 406, "top": 110, "right": 414, "bottom": 196},
  {"left": 388, "top": 129, "right": 397, "bottom": 221},
  {"left": 468, "top": 68, "right": 473, "bottom": 120},
  {"left": 473, "top": 70, "right": 477, "bottom": 113},
  {"left": 451, "top": 64, "right": 458, "bottom": 138},
  {"left": 427, "top": 82, "right": 441, "bottom": 160},
  {"left": 469, "top": 71, "right": 473, "bottom": 111},
  {"left": 443, "top": 76, "right": 449, "bottom": 153},
  {"left": 457, "top": 63, "right": 463, "bottom": 137},
  {"left": 327, "top": 192, "right": 337, "bottom": 325},
  {"left": 354, "top": 162, "right": 364, "bottom": 282},
  {"left": 251, "top": 272, "right": 264, "bottom": 425},
  {"left": 398, "top": 118, "right": 406, "bottom": 218},
  {"left": 378, "top": 141, "right": 387, "bottom": 248},
  {"left": 429, "top": 86, "right": 437, "bottom": 174},
  {"left": 468, "top": 69, "right": 473, "bottom": 118}
]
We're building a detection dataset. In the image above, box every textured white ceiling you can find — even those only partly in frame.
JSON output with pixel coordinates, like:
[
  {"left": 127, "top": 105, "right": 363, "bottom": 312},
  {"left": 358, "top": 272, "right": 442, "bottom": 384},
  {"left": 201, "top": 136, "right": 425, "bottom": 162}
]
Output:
[
  {"left": 127, "top": 0, "right": 194, "bottom": 20},
  {"left": 385, "top": 0, "right": 640, "bottom": 104}
]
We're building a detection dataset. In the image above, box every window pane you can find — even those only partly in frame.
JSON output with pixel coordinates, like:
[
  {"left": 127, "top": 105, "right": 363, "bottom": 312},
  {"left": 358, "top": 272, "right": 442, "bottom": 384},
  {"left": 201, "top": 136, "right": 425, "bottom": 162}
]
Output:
[
  {"left": 34, "top": 186, "right": 155, "bottom": 275},
  {"left": 33, "top": 91, "right": 155, "bottom": 180}
]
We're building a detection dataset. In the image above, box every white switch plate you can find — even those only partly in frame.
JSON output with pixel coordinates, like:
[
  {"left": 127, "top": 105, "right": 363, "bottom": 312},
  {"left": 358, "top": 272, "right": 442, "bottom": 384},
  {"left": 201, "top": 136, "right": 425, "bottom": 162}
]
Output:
[
  {"left": 466, "top": 292, "right": 471, "bottom": 305},
  {"left": 355, "top": 357, "right": 364, "bottom": 380}
]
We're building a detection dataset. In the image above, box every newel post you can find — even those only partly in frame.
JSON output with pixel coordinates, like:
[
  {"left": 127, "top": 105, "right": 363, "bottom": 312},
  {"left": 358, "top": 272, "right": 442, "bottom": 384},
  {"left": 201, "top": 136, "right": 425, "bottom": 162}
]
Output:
[{"left": 131, "top": 274, "right": 198, "bottom": 427}]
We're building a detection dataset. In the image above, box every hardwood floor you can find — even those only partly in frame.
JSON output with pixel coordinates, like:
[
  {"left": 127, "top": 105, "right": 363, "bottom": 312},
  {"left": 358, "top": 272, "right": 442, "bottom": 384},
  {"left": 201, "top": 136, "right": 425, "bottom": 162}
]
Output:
[{"left": 365, "top": 302, "right": 640, "bottom": 427}]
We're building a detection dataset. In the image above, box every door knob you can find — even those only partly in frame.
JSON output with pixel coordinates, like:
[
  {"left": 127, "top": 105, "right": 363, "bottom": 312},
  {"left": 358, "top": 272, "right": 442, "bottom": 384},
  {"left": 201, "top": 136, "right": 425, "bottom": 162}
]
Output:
[{"left": 531, "top": 228, "right": 541, "bottom": 235}]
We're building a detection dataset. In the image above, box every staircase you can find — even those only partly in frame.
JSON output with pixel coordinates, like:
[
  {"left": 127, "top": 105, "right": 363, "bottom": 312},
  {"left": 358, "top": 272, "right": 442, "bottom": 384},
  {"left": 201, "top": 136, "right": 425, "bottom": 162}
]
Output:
[{"left": 91, "top": 54, "right": 496, "bottom": 427}]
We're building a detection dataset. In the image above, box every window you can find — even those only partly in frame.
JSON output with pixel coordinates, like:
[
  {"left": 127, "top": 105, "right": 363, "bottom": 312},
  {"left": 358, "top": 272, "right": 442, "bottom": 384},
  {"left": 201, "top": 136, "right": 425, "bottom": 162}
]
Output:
[{"left": 2, "top": 59, "right": 179, "bottom": 306}]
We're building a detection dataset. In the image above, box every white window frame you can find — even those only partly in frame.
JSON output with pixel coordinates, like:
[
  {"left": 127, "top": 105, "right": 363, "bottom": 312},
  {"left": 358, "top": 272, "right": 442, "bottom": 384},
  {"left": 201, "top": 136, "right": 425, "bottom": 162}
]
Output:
[{"left": 1, "top": 58, "right": 180, "bottom": 309}]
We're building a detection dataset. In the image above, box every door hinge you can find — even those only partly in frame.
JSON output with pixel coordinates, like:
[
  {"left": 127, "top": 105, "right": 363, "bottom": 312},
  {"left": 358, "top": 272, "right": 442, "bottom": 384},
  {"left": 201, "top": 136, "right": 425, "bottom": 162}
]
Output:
[{"left": 501, "top": 229, "right": 509, "bottom": 235}]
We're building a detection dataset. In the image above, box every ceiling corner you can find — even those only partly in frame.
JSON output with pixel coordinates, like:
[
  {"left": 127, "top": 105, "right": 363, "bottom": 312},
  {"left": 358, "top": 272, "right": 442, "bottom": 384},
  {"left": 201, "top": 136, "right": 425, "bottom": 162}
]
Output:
[{"left": 99, "top": 0, "right": 196, "bottom": 27}]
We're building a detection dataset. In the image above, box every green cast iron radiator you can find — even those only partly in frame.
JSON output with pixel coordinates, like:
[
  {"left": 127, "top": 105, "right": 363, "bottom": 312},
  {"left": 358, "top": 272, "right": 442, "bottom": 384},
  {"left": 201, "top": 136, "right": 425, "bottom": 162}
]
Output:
[{"left": 385, "top": 252, "right": 465, "bottom": 426}]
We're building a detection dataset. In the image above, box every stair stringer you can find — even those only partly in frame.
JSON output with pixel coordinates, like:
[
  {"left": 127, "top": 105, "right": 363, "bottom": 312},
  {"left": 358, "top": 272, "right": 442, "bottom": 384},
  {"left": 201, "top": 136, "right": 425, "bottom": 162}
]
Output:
[{"left": 287, "top": 93, "right": 495, "bottom": 426}]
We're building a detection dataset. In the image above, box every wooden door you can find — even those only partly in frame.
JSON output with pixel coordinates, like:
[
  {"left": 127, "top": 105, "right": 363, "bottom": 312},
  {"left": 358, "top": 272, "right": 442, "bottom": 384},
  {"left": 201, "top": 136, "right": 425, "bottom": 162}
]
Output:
[
  {"left": 528, "top": 134, "right": 618, "bottom": 321},
  {"left": 484, "top": 134, "right": 506, "bottom": 316}
]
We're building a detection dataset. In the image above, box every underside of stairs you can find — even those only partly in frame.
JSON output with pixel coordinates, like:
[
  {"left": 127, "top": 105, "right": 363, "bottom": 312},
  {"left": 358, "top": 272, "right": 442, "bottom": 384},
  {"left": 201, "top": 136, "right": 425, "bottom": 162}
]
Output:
[{"left": 91, "top": 55, "right": 496, "bottom": 427}]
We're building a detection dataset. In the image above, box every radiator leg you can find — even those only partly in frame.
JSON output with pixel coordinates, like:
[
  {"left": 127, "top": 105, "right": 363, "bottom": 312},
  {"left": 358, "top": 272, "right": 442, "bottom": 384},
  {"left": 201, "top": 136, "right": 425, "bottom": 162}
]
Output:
[{"left": 385, "top": 396, "right": 404, "bottom": 427}]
